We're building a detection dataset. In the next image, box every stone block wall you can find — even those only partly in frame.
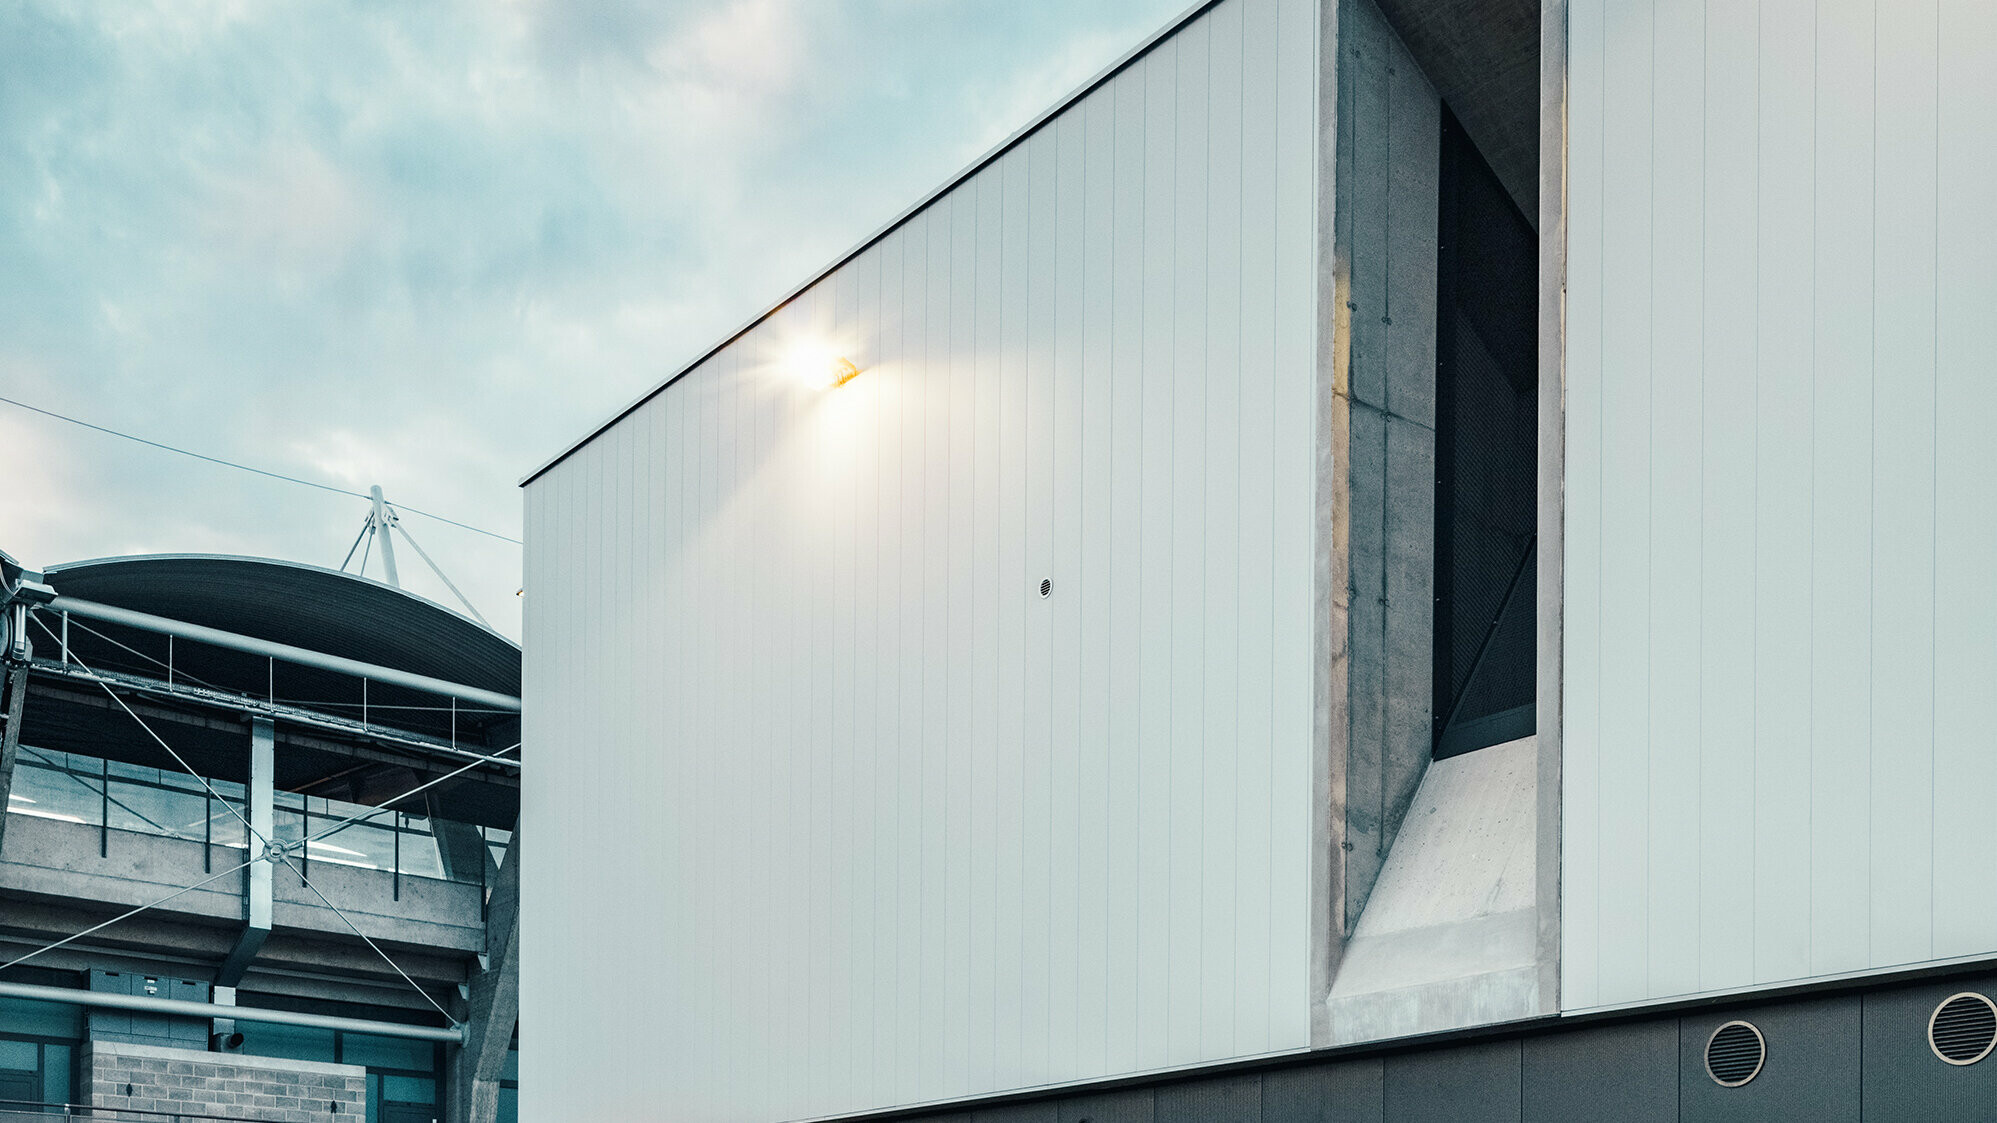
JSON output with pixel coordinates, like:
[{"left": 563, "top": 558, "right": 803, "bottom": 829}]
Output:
[{"left": 84, "top": 1038, "right": 367, "bottom": 1122}]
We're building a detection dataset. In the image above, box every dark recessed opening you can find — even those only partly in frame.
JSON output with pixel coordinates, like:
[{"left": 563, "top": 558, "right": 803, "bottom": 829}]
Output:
[{"left": 1432, "top": 105, "right": 1539, "bottom": 760}]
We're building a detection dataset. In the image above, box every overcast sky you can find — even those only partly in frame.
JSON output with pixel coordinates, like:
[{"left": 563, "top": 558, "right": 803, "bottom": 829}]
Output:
[{"left": 0, "top": 0, "right": 1185, "bottom": 638}]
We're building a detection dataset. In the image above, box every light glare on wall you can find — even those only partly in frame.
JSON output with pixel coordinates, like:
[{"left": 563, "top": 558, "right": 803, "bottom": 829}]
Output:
[{"left": 786, "top": 341, "right": 862, "bottom": 390}]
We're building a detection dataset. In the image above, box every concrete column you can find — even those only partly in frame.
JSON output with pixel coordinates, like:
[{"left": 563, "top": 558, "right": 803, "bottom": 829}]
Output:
[
  {"left": 1326, "top": 0, "right": 1441, "bottom": 938},
  {"left": 216, "top": 717, "right": 273, "bottom": 988},
  {"left": 450, "top": 822, "right": 518, "bottom": 1123},
  {"left": 0, "top": 665, "right": 27, "bottom": 860}
]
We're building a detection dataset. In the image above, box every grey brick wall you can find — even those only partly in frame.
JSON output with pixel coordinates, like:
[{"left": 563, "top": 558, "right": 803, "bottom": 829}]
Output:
[{"left": 84, "top": 1038, "right": 368, "bottom": 1122}]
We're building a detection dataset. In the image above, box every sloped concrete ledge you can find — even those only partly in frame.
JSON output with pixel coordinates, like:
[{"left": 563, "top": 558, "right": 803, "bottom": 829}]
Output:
[{"left": 1323, "top": 736, "right": 1543, "bottom": 1045}]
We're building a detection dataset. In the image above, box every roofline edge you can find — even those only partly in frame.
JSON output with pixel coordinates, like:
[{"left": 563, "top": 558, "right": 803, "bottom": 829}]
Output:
[{"left": 517, "top": 0, "right": 1232, "bottom": 489}]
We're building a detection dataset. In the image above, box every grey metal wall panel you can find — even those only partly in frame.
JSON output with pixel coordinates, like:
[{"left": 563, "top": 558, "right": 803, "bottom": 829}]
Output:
[
  {"left": 973, "top": 1104, "right": 1058, "bottom": 1123},
  {"left": 1932, "top": 0, "right": 1997, "bottom": 963},
  {"left": 1521, "top": 1021, "right": 1677, "bottom": 1123},
  {"left": 519, "top": 1, "right": 1322, "bottom": 1117},
  {"left": 1154, "top": 1073, "right": 1262, "bottom": 1123},
  {"left": 1562, "top": 0, "right": 1997, "bottom": 1010},
  {"left": 1861, "top": 976, "right": 1997, "bottom": 1121},
  {"left": 1382, "top": 1040, "right": 1521, "bottom": 1123},
  {"left": 1261, "top": 1061, "right": 1384, "bottom": 1123},
  {"left": 1055, "top": 1089, "right": 1156, "bottom": 1123},
  {"left": 1676, "top": 998, "right": 1860, "bottom": 1123}
]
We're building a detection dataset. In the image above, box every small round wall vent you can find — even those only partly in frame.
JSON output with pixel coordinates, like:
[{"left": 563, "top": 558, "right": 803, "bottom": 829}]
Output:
[
  {"left": 1930, "top": 992, "right": 1997, "bottom": 1065},
  {"left": 1039, "top": 578, "right": 1052, "bottom": 598},
  {"left": 1705, "top": 1020, "right": 1765, "bottom": 1087}
]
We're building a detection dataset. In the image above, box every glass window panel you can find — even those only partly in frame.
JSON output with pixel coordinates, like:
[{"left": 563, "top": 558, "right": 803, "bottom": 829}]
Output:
[
  {"left": 105, "top": 780, "right": 206, "bottom": 842},
  {"left": 396, "top": 829, "right": 445, "bottom": 881},
  {"left": 41, "top": 1044, "right": 70, "bottom": 1105},
  {"left": 307, "top": 820, "right": 393, "bottom": 872},
  {"left": 496, "top": 1086, "right": 517, "bottom": 1123},
  {"left": 154, "top": 770, "right": 212, "bottom": 796},
  {"left": 6, "top": 761, "right": 97, "bottom": 826},
  {"left": 208, "top": 798, "right": 249, "bottom": 851},
  {"left": 340, "top": 1033, "right": 432, "bottom": 1072},
  {"left": 379, "top": 1075, "right": 435, "bottom": 1105},
  {"left": 0, "top": 1041, "right": 35, "bottom": 1072},
  {"left": 274, "top": 807, "right": 307, "bottom": 849},
  {"left": 501, "top": 1048, "right": 517, "bottom": 1082},
  {"left": 0, "top": 999, "right": 82, "bottom": 1040},
  {"left": 237, "top": 1022, "right": 335, "bottom": 1063}
]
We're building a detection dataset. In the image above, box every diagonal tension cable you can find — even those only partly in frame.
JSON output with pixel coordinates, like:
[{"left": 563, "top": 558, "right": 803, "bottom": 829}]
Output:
[
  {"left": 0, "top": 856, "right": 259, "bottom": 973},
  {"left": 277, "top": 855, "right": 455, "bottom": 1023},
  {"left": 18, "top": 612, "right": 508, "bottom": 1025},
  {"left": 303, "top": 744, "right": 518, "bottom": 848},
  {"left": 32, "top": 615, "right": 268, "bottom": 850},
  {"left": 0, "top": 394, "right": 521, "bottom": 544}
]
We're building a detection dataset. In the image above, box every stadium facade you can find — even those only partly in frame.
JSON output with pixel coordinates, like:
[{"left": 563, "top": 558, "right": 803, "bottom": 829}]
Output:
[
  {"left": 0, "top": 552, "right": 521, "bottom": 1123},
  {"left": 522, "top": 0, "right": 1997, "bottom": 1119}
]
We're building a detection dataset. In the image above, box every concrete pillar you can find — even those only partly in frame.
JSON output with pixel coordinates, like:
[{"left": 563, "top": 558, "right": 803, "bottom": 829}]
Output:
[
  {"left": 216, "top": 717, "right": 273, "bottom": 988},
  {"left": 0, "top": 665, "right": 27, "bottom": 860},
  {"left": 449, "top": 822, "right": 518, "bottom": 1123},
  {"left": 1325, "top": 0, "right": 1441, "bottom": 938}
]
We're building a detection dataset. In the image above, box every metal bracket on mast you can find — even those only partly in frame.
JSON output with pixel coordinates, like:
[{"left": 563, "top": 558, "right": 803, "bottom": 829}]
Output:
[{"left": 369, "top": 485, "right": 402, "bottom": 588}]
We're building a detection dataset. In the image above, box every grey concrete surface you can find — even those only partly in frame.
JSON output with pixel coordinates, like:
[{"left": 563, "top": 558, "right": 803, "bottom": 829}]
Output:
[
  {"left": 1372, "top": 0, "right": 1539, "bottom": 223},
  {"left": 1324, "top": 736, "right": 1540, "bottom": 1043}
]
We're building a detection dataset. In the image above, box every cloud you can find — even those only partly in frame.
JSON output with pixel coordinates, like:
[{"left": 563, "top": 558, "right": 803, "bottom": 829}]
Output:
[{"left": 0, "top": 0, "right": 1188, "bottom": 637}]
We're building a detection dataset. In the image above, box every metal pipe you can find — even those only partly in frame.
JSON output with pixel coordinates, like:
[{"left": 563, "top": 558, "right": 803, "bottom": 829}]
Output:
[
  {"left": 44, "top": 596, "right": 520, "bottom": 713},
  {"left": 29, "top": 657, "right": 519, "bottom": 769},
  {"left": 0, "top": 979, "right": 463, "bottom": 1043}
]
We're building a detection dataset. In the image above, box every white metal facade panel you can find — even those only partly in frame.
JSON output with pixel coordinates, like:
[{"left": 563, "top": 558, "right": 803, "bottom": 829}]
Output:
[
  {"left": 521, "top": 1, "right": 1322, "bottom": 1116},
  {"left": 1563, "top": 0, "right": 1997, "bottom": 1011}
]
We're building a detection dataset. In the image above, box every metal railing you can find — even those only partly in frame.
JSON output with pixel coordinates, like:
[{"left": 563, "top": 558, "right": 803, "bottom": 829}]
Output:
[
  {"left": 0, "top": 1101, "right": 302, "bottom": 1123},
  {"left": 5, "top": 748, "right": 510, "bottom": 893}
]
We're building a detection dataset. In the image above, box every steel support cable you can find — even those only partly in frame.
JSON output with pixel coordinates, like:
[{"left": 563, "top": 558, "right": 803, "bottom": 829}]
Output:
[
  {"left": 275, "top": 855, "right": 454, "bottom": 1023},
  {"left": 0, "top": 394, "right": 521, "bottom": 545},
  {"left": 0, "top": 743, "right": 514, "bottom": 1016},
  {"left": 20, "top": 745, "right": 193, "bottom": 837},
  {"left": 19, "top": 616, "right": 499, "bottom": 1027},
  {"left": 0, "top": 855, "right": 258, "bottom": 974},
  {"left": 301, "top": 743, "right": 519, "bottom": 848},
  {"left": 338, "top": 516, "right": 374, "bottom": 573},
  {"left": 31, "top": 615, "right": 268, "bottom": 850},
  {"left": 268, "top": 746, "right": 519, "bottom": 1024},
  {"left": 385, "top": 516, "right": 491, "bottom": 629}
]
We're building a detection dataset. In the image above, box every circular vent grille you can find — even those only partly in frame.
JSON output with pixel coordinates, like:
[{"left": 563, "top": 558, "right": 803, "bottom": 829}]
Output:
[
  {"left": 1705, "top": 1020, "right": 1765, "bottom": 1087},
  {"left": 1930, "top": 993, "right": 1997, "bottom": 1065}
]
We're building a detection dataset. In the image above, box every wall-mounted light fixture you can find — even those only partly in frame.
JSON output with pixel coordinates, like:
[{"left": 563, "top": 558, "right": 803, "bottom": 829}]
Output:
[{"left": 786, "top": 342, "right": 863, "bottom": 390}]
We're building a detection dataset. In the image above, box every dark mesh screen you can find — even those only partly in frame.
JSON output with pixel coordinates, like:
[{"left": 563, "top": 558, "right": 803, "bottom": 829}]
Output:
[{"left": 1433, "top": 107, "right": 1537, "bottom": 759}]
